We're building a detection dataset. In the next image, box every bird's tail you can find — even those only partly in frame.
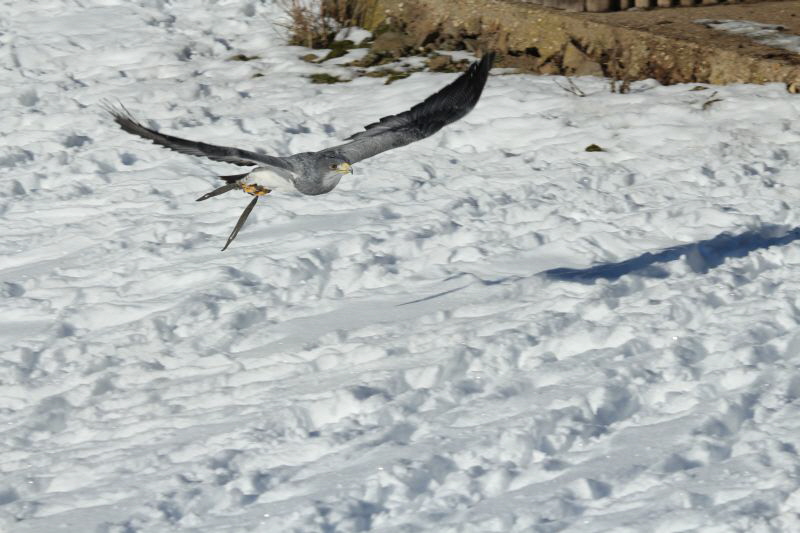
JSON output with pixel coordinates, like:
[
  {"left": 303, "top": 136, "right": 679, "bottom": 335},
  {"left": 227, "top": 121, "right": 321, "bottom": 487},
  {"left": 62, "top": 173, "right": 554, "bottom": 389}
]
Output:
[
  {"left": 196, "top": 183, "right": 237, "bottom": 201},
  {"left": 195, "top": 173, "right": 249, "bottom": 202}
]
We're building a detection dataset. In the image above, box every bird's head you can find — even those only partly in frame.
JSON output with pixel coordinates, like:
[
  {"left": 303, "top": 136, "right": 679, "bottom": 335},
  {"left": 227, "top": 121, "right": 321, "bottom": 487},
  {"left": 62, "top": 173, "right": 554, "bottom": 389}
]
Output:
[
  {"left": 317, "top": 153, "right": 352, "bottom": 178},
  {"left": 295, "top": 152, "right": 354, "bottom": 195}
]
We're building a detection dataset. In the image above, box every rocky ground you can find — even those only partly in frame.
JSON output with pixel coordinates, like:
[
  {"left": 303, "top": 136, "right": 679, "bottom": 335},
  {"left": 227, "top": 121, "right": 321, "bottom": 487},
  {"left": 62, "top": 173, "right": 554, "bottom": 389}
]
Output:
[{"left": 341, "top": 0, "right": 800, "bottom": 86}]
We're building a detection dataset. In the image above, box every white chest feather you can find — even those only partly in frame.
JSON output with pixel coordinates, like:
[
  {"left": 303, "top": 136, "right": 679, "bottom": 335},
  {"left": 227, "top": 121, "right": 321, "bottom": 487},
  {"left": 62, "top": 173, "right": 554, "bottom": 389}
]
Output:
[{"left": 245, "top": 168, "right": 297, "bottom": 192}]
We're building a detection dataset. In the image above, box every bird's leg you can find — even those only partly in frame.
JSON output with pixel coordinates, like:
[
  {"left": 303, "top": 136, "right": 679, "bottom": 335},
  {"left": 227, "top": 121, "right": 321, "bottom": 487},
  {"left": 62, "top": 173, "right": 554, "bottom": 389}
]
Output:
[
  {"left": 240, "top": 183, "right": 271, "bottom": 196},
  {"left": 196, "top": 178, "right": 270, "bottom": 202},
  {"left": 221, "top": 196, "right": 260, "bottom": 251}
]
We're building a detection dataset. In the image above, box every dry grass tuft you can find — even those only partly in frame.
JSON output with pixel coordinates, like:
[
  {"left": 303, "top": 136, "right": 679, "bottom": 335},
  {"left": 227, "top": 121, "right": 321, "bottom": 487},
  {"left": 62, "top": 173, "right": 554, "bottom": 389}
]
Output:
[
  {"left": 277, "top": 0, "right": 335, "bottom": 49},
  {"left": 277, "top": 0, "right": 364, "bottom": 49}
]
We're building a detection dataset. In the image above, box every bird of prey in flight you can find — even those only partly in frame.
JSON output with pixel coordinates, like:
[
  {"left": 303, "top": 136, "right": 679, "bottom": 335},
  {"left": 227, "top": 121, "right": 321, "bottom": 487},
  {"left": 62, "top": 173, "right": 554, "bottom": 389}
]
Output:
[{"left": 106, "top": 52, "right": 494, "bottom": 250}]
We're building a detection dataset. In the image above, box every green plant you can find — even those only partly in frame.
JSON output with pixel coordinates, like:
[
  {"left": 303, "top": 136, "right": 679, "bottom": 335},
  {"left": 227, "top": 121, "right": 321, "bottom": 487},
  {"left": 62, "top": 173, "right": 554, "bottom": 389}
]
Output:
[{"left": 309, "top": 72, "right": 345, "bottom": 83}]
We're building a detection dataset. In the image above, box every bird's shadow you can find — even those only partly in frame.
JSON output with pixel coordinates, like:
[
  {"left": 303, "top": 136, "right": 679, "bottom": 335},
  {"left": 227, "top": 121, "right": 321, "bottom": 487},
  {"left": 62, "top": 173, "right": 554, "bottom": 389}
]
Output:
[{"left": 544, "top": 225, "right": 800, "bottom": 283}]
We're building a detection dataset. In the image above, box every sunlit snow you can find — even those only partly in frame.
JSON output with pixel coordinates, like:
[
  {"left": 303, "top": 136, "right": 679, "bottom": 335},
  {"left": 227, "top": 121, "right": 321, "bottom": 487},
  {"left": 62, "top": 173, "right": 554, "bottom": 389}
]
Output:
[{"left": 4, "top": 1, "right": 800, "bottom": 532}]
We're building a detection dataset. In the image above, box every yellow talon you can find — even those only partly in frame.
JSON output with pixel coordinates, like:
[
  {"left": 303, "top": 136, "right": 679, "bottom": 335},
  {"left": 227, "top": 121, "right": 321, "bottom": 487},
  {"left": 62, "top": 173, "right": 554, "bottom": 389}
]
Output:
[{"left": 241, "top": 183, "right": 271, "bottom": 196}]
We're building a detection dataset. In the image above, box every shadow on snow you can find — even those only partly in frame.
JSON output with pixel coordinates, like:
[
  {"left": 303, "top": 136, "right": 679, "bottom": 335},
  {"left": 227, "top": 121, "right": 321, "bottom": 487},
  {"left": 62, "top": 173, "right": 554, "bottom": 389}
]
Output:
[{"left": 544, "top": 225, "right": 800, "bottom": 283}]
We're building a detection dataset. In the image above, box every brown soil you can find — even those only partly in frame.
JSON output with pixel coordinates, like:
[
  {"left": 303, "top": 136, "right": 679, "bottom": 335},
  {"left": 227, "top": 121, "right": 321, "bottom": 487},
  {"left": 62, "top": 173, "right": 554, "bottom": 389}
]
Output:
[
  {"left": 347, "top": 0, "right": 800, "bottom": 87},
  {"left": 586, "top": 0, "right": 800, "bottom": 65}
]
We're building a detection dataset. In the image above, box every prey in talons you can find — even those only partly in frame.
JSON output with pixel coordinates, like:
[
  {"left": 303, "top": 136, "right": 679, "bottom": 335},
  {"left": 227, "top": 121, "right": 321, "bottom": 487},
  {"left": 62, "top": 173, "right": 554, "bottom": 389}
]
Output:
[{"left": 196, "top": 173, "right": 272, "bottom": 251}]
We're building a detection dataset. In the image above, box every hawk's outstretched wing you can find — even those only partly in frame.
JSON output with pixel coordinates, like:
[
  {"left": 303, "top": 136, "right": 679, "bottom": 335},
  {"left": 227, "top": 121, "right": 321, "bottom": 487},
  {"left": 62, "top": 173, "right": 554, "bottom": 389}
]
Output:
[
  {"left": 325, "top": 52, "right": 494, "bottom": 164},
  {"left": 104, "top": 103, "right": 292, "bottom": 169}
]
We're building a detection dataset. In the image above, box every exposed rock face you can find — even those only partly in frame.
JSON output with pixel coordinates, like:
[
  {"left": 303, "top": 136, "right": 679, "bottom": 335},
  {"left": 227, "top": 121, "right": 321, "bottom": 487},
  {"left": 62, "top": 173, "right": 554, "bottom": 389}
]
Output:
[
  {"left": 427, "top": 54, "right": 453, "bottom": 71},
  {"left": 370, "top": 31, "right": 414, "bottom": 57},
  {"left": 345, "top": 0, "right": 800, "bottom": 87},
  {"left": 562, "top": 42, "right": 604, "bottom": 77}
]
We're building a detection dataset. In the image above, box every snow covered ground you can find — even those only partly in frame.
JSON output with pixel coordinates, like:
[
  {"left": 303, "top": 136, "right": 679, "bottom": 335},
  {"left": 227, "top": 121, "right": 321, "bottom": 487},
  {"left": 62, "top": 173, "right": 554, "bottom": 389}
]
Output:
[
  {"left": 696, "top": 19, "right": 800, "bottom": 54},
  {"left": 4, "top": 1, "right": 800, "bottom": 531}
]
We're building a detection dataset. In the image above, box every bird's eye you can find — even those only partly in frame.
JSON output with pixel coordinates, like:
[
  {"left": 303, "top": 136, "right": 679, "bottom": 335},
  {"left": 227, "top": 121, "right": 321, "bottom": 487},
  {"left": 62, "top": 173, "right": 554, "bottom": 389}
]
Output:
[{"left": 329, "top": 164, "right": 338, "bottom": 170}]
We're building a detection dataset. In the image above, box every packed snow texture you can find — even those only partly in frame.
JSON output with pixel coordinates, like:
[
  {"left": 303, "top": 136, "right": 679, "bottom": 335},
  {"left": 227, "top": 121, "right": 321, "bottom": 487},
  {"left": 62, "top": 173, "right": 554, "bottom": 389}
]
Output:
[
  {"left": 4, "top": 1, "right": 800, "bottom": 532},
  {"left": 695, "top": 19, "right": 800, "bottom": 54}
]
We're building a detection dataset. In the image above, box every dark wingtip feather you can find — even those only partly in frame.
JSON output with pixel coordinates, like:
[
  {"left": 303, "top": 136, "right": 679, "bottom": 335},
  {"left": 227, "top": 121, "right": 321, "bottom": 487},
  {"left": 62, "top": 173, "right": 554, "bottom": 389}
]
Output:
[
  {"left": 100, "top": 99, "right": 140, "bottom": 132},
  {"left": 100, "top": 99, "right": 165, "bottom": 145},
  {"left": 479, "top": 51, "right": 496, "bottom": 70},
  {"left": 100, "top": 101, "right": 279, "bottom": 168}
]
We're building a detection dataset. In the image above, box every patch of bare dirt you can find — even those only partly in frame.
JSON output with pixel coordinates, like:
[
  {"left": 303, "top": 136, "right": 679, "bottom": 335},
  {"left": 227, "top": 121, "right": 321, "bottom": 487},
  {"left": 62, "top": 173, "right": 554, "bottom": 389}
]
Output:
[{"left": 341, "top": 0, "right": 800, "bottom": 87}]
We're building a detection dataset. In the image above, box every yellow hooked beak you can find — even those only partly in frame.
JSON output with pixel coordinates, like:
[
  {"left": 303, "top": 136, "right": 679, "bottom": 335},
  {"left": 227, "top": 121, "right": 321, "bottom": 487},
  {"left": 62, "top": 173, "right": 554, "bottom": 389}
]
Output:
[{"left": 336, "top": 162, "right": 353, "bottom": 174}]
